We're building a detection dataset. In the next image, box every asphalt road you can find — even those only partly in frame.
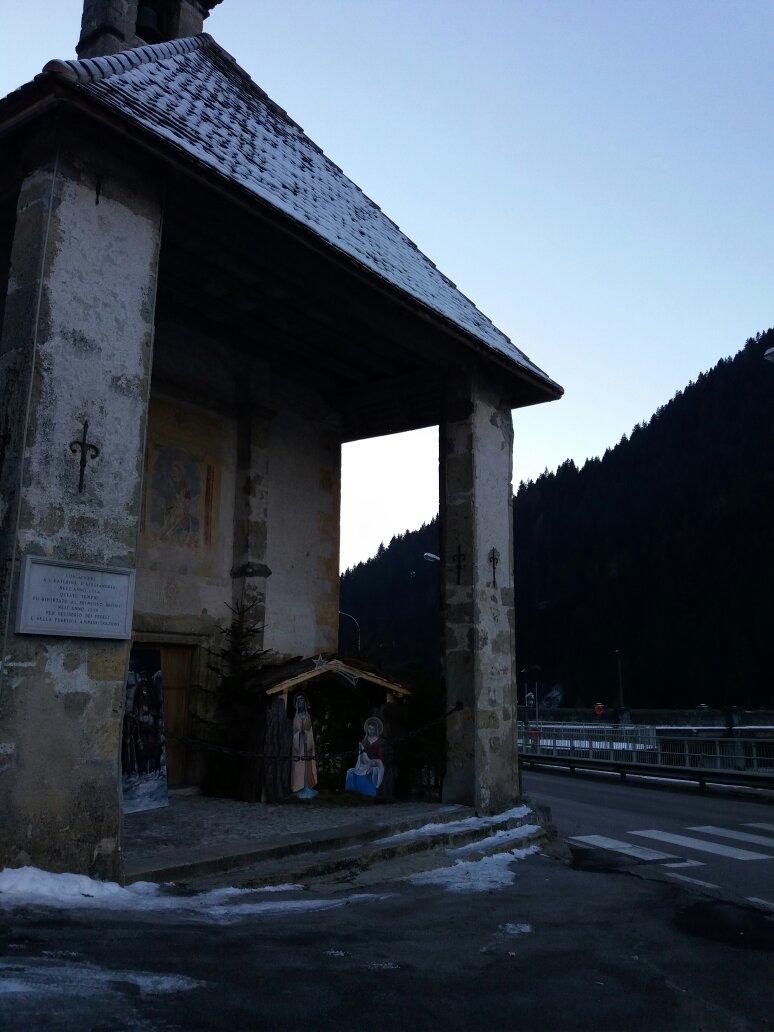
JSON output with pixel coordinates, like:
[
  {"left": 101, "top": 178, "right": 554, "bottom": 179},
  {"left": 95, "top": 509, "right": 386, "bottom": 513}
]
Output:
[
  {"left": 2, "top": 822, "right": 773, "bottom": 1030},
  {"left": 523, "top": 767, "right": 774, "bottom": 908}
]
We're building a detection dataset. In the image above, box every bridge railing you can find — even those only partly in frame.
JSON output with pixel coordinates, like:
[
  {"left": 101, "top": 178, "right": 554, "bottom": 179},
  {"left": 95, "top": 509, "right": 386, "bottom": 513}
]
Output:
[{"left": 516, "top": 723, "right": 774, "bottom": 785}]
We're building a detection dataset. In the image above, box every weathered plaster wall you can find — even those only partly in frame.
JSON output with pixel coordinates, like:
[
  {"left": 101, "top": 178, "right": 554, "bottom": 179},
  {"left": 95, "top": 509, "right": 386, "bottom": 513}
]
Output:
[
  {"left": 440, "top": 375, "right": 518, "bottom": 813},
  {"left": 133, "top": 363, "right": 341, "bottom": 666},
  {"left": 0, "top": 140, "right": 161, "bottom": 877},
  {"left": 133, "top": 394, "right": 236, "bottom": 638},
  {"left": 262, "top": 404, "right": 341, "bottom": 661}
]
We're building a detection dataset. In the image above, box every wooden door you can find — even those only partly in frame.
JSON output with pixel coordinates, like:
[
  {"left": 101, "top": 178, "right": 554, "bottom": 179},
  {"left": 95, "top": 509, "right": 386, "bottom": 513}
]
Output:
[{"left": 160, "top": 645, "right": 195, "bottom": 787}]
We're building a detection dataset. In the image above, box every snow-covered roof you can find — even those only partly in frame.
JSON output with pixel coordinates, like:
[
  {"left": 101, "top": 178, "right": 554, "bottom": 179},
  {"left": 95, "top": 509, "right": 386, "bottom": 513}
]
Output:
[{"left": 39, "top": 34, "right": 558, "bottom": 392}]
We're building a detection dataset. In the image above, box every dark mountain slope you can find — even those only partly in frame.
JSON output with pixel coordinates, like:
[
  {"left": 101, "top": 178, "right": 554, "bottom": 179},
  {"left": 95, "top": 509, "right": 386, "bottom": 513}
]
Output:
[{"left": 340, "top": 330, "right": 774, "bottom": 708}]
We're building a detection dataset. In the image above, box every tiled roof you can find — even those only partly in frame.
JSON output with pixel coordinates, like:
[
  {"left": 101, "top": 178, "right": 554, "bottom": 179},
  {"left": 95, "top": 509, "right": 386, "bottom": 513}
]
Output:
[{"left": 42, "top": 35, "right": 558, "bottom": 390}]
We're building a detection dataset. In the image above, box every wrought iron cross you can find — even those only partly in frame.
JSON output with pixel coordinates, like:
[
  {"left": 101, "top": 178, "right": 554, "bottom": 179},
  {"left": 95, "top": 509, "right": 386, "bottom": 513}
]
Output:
[
  {"left": 488, "top": 547, "right": 499, "bottom": 586},
  {"left": 69, "top": 419, "right": 99, "bottom": 493},
  {"left": 452, "top": 543, "right": 466, "bottom": 585}
]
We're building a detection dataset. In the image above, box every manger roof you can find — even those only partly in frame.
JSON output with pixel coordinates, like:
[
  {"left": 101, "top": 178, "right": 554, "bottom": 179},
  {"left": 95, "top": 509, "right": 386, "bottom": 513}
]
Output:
[
  {"left": 262, "top": 658, "right": 410, "bottom": 698},
  {"left": 2, "top": 33, "right": 561, "bottom": 399}
]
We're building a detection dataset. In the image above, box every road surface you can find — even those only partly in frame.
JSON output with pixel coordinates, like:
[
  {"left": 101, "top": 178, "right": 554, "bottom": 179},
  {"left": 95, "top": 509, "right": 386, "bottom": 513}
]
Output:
[
  {"left": 523, "top": 767, "right": 774, "bottom": 909},
  {"left": 1, "top": 840, "right": 773, "bottom": 1031}
]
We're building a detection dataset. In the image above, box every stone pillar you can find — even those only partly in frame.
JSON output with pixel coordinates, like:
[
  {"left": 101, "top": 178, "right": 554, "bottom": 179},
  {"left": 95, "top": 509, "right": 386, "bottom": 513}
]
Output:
[
  {"left": 0, "top": 140, "right": 162, "bottom": 877},
  {"left": 261, "top": 407, "right": 341, "bottom": 661},
  {"left": 439, "top": 375, "right": 518, "bottom": 813},
  {"left": 232, "top": 381, "right": 271, "bottom": 638}
]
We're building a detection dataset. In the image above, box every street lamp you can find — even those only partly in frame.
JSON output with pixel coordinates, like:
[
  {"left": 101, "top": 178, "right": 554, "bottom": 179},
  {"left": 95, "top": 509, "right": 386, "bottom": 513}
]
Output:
[
  {"left": 423, "top": 552, "right": 441, "bottom": 563},
  {"left": 613, "top": 649, "right": 624, "bottom": 711},
  {"left": 338, "top": 610, "right": 361, "bottom": 653},
  {"left": 765, "top": 347, "right": 774, "bottom": 364}
]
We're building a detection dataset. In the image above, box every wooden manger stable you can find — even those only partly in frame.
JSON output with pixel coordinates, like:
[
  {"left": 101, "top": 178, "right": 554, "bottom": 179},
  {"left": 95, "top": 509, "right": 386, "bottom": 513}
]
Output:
[{"left": 261, "top": 658, "right": 410, "bottom": 803}]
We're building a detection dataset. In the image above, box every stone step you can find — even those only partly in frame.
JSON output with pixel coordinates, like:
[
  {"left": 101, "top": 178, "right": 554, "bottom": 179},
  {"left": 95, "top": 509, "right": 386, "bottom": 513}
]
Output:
[
  {"left": 181, "top": 806, "right": 546, "bottom": 891},
  {"left": 123, "top": 803, "right": 471, "bottom": 885}
]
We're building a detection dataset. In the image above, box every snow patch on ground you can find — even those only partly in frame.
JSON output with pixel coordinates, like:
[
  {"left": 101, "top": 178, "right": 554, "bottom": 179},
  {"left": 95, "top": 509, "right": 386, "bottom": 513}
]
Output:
[
  {"left": 376, "top": 805, "right": 532, "bottom": 846},
  {"left": 0, "top": 959, "right": 201, "bottom": 997},
  {"left": 0, "top": 867, "right": 379, "bottom": 923},
  {"left": 449, "top": 824, "right": 541, "bottom": 855},
  {"left": 408, "top": 848, "right": 535, "bottom": 893},
  {"left": 500, "top": 922, "right": 533, "bottom": 936}
]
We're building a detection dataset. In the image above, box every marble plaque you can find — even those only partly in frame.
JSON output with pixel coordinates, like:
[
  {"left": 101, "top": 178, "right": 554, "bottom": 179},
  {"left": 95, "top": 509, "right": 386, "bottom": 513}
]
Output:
[{"left": 16, "top": 557, "right": 135, "bottom": 640}]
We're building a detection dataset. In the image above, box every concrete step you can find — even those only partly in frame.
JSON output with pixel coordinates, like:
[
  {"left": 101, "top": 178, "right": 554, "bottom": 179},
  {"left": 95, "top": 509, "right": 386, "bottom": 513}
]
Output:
[
  {"left": 123, "top": 803, "right": 471, "bottom": 885},
  {"left": 181, "top": 805, "right": 546, "bottom": 891}
]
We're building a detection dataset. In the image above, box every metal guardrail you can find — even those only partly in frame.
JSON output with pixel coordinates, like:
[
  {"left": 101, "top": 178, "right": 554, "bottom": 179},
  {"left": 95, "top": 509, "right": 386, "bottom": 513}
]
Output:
[{"left": 517, "top": 724, "right": 774, "bottom": 789}]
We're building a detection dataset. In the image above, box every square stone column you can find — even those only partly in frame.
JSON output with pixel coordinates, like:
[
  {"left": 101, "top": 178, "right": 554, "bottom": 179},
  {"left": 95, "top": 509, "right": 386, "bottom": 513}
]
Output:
[
  {"left": 439, "top": 375, "right": 518, "bottom": 813},
  {"left": 0, "top": 139, "right": 162, "bottom": 878}
]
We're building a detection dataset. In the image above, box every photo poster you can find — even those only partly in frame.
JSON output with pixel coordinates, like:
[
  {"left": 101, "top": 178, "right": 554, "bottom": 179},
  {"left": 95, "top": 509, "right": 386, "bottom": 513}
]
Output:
[{"left": 121, "top": 646, "right": 169, "bottom": 814}]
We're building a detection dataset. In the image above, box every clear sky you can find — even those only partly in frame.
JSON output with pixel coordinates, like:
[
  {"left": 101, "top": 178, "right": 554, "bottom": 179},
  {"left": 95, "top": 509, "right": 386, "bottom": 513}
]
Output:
[{"left": 2, "top": 1, "right": 772, "bottom": 570}]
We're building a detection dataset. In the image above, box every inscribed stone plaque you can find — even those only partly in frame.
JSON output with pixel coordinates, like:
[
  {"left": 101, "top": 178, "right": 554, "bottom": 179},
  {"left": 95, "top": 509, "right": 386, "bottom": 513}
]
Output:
[{"left": 16, "top": 557, "right": 135, "bottom": 639}]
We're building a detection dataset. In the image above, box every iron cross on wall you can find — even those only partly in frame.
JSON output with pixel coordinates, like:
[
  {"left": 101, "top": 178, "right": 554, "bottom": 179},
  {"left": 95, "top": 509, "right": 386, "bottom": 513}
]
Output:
[
  {"left": 452, "top": 543, "right": 466, "bottom": 584},
  {"left": 488, "top": 547, "right": 499, "bottom": 586},
  {"left": 69, "top": 419, "right": 100, "bottom": 493}
]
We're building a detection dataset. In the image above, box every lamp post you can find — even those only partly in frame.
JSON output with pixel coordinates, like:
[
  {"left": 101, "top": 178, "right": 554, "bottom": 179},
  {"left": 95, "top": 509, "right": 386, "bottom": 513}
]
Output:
[
  {"left": 423, "top": 552, "right": 441, "bottom": 563},
  {"left": 613, "top": 649, "right": 624, "bottom": 710},
  {"left": 765, "top": 347, "right": 774, "bottom": 365},
  {"left": 338, "top": 610, "right": 361, "bottom": 653}
]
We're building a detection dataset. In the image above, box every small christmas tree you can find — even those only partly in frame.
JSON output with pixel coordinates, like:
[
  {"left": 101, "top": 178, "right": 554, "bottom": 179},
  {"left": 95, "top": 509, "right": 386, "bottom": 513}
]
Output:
[{"left": 204, "top": 592, "right": 269, "bottom": 801}]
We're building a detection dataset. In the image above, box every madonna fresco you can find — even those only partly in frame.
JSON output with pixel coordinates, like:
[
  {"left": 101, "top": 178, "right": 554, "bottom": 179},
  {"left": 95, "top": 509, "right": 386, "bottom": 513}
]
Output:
[{"left": 148, "top": 447, "right": 202, "bottom": 548}]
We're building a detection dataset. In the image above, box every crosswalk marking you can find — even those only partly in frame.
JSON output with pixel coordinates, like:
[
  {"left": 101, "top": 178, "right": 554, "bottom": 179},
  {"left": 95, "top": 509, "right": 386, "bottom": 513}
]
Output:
[
  {"left": 688, "top": 826, "right": 774, "bottom": 850},
  {"left": 746, "top": 897, "right": 774, "bottom": 911},
  {"left": 569, "top": 835, "right": 678, "bottom": 861},
  {"left": 666, "top": 872, "right": 719, "bottom": 889},
  {"left": 629, "top": 830, "right": 771, "bottom": 860},
  {"left": 661, "top": 859, "right": 704, "bottom": 869},
  {"left": 745, "top": 822, "right": 774, "bottom": 833}
]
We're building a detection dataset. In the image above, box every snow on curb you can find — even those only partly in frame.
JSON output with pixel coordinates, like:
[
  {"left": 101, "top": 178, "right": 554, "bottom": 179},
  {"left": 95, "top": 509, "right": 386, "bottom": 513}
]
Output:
[
  {"left": 449, "top": 823, "right": 542, "bottom": 855},
  {"left": 375, "top": 804, "right": 533, "bottom": 846},
  {"left": 0, "top": 867, "right": 380, "bottom": 922}
]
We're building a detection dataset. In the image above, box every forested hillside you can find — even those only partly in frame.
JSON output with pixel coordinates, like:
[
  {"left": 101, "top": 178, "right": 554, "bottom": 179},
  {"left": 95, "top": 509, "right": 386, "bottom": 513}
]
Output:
[{"left": 340, "top": 331, "right": 774, "bottom": 709}]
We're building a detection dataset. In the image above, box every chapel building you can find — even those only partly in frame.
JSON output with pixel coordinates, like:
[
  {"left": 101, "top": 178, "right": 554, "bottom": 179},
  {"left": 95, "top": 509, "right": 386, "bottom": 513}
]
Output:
[{"left": 0, "top": 0, "right": 561, "bottom": 877}]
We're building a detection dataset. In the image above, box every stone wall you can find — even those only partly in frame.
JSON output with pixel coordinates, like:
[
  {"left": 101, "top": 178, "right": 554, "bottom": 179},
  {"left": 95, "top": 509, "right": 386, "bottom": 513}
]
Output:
[{"left": 0, "top": 139, "right": 162, "bottom": 878}]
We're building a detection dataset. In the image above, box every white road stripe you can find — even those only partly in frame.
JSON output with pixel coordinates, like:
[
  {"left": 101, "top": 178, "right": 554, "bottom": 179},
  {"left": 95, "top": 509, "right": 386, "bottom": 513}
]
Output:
[
  {"left": 569, "top": 835, "right": 678, "bottom": 861},
  {"left": 745, "top": 822, "right": 774, "bottom": 833},
  {"left": 688, "top": 826, "right": 774, "bottom": 850},
  {"left": 665, "top": 873, "right": 720, "bottom": 890},
  {"left": 746, "top": 897, "right": 774, "bottom": 911},
  {"left": 629, "top": 830, "right": 771, "bottom": 860},
  {"left": 661, "top": 860, "right": 704, "bottom": 869}
]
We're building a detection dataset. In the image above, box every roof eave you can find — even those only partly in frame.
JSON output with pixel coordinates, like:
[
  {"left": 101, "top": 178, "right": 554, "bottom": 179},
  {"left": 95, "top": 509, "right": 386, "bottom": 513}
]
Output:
[{"left": 0, "top": 73, "right": 563, "bottom": 406}]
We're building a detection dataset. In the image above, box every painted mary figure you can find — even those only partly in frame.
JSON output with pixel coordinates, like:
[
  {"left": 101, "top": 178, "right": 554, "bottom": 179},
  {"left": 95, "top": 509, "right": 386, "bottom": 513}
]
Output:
[
  {"left": 291, "top": 693, "right": 318, "bottom": 799},
  {"left": 345, "top": 717, "right": 385, "bottom": 798}
]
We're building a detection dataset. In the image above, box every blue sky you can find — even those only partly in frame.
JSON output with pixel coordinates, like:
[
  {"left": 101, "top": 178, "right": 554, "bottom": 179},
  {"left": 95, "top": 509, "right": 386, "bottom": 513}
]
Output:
[{"left": 2, "top": 1, "right": 772, "bottom": 568}]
